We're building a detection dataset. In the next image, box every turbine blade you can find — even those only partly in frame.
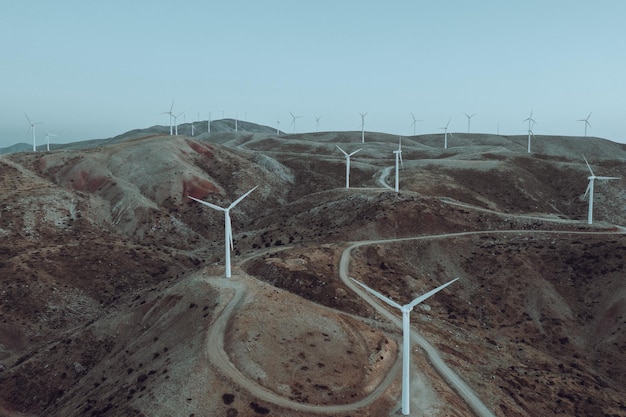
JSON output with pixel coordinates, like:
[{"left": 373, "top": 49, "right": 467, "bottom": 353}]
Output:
[
  {"left": 582, "top": 155, "right": 595, "bottom": 176},
  {"left": 399, "top": 152, "right": 404, "bottom": 169},
  {"left": 228, "top": 185, "right": 258, "bottom": 210},
  {"left": 596, "top": 176, "right": 620, "bottom": 180},
  {"left": 350, "top": 278, "right": 403, "bottom": 310},
  {"left": 226, "top": 217, "right": 234, "bottom": 250},
  {"left": 583, "top": 181, "right": 591, "bottom": 199},
  {"left": 348, "top": 148, "right": 362, "bottom": 157},
  {"left": 407, "top": 278, "right": 459, "bottom": 310},
  {"left": 24, "top": 113, "right": 32, "bottom": 124},
  {"left": 188, "top": 196, "right": 226, "bottom": 212},
  {"left": 336, "top": 145, "right": 349, "bottom": 156}
]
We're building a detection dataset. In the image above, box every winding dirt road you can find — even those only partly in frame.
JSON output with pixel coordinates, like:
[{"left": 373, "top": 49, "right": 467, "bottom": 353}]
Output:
[{"left": 204, "top": 275, "right": 402, "bottom": 414}]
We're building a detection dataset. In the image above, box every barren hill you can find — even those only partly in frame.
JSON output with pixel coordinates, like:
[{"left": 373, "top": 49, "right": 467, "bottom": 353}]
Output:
[{"left": 1, "top": 129, "right": 625, "bottom": 417}]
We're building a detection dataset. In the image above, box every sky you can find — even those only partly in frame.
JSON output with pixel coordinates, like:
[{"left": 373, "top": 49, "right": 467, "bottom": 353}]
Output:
[{"left": 2, "top": 1, "right": 626, "bottom": 148}]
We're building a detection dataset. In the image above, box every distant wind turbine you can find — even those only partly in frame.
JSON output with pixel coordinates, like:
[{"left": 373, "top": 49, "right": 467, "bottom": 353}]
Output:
[
  {"left": 44, "top": 131, "right": 57, "bottom": 152},
  {"left": 393, "top": 137, "right": 404, "bottom": 192},
  {"left": 577, "top": 112, "right": 592, "bottom": 137},
  {"left": 351, "top": 277, "right": 459, "bottom": 416},
  {"left": 276, "top": 121, "right": 280, "bottom": 135},
  {"left": 581, "top": 155, "right": 619, "bottom": 225},
  {"left": 464, "top": 112, "right": 476, "bottom": 134},
  {"left": 188, "top": 186, "right": 257, "bottom": 278},
  {"left": 523, "top": 111, "right": 536, "bottom": 153},
  {"left": 336, "top": 145, "right": 361, "bottom": 188},
  {"left": 289, "top": 112, "right": 302, "bottom": 133},
  {"left": 315, "top": 116, "right": 321, "bottom": 132},
  {"left": 410, "top": 113, "right": 421, "bottom": 136},
  {"left": 438, "top": 119, "right": 451, "bottom": 149},
  {"left": 360, "top": 112, "right": 367, "bottom": 143},
  {"left": 208, "top": 112, "right": 212, "bottom": 134},
  {"left": 161, "top": 100, "right": 175, "bottom": 135},
  {"left": 25, "top": 113, "right": 42, "bottom": 152},
  {"left": 235, "top": 113, "right": 238, "bottom": 132},
  {"left": 172, "top": 112, "right": 183, "bottom": 135}
]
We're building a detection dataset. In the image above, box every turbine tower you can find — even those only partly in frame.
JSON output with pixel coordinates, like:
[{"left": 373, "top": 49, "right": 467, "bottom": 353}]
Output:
[
  {"left": 44, "top": 131, "right": 57, "bottom": 152},
  {"left": 25, "top": 113, "right": 42, "bottom": 152},
  {"left": 289, "top": 112, "right": 302, "bottom": 133},
  {"left": 208, "top": 112, "right": 212, "bottom": 134},
  {"left": 582, "top": 155, "right": 619, "bottom": 225},
  {"left": 276, "top": 121, "right": 280, "bottom": 135},
  {"left": 188, "top": 186, "right": 257, "bottom": 278},
  {"left": 336, "top": 145, "right": 361, "bottom": 188},
  {"left": 464, "top": 112, "right": 476, "bottom": 134},
  {"left": 578, "top": 112, "right": 592, "bottom": 137},
  {"left": 438, "top": 119, "right": 451, "bottom": 149},
  {"left": 393, "top": 137, "right": 404, "bottom": 192},
  {"left": 359, "top": 112, "right": 367, "bottom": 143},
  {"left": 410, "top": 113, "right": 421, "bottom": 136},
  {"left": 523, "top": 110, "right": 536, "bottom": 153},
  {"left": 351, "top": 277, "right": 459, "bottom": 416}
]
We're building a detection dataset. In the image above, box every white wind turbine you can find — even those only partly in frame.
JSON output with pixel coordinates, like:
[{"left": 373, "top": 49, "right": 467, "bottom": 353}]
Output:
[
  {"left": 44, "top": 131, "right": 57, "bottom": 152},
  {"left": 235, "top": 113, "right": 239, "bottom": 132},
  {"left": 464, "top": 112, "right": 476, "bottom": 134},
  {"left": 161, "top": 100, "right": 175, "bottom": 135},
  {"left": 393, "top": 137, "right": 404, "bottom": 192},
  {"left": 351, "top": 277, "right": 459, "bottom": 416},
  {"left": 359, "top": 112, "right": 367, "bottom": 143},
  {"left": 582, "top": 155, "right": 619, "bottom": 225},
  {"left": 410, "top": 113, "right": 421, "bottom": 136},
  {"left": 578, "top": 112, "right": 592, "bottom": 137},
  {"left": 438, "top": 119, "right": 451, "bottom": 149},
  {"left": 188, "top": 186, "right": 257, "bottom": 278},
  {"left": 276, "top": 121, "right": 280, "bottom": 135},
  {"left": 315, "top": 116, "right": 321, "bottom": 132},
  {"left": 25, "top": 113, "right": 42, "bottom": 152},
  {"left": 208, "top": 112, "right": 212, "bottom": 134},
  {"left": 336, "top": 145, "right": 361, "bottom": 188},
  {"left": 523, "top": 110, "right": 536, "bottom": 153},
  {"left": 289, "top": 112, "right": 302, "bottom": 133},
  {"left": 172, "top": 112, "right": 183, "bottom": 135}
]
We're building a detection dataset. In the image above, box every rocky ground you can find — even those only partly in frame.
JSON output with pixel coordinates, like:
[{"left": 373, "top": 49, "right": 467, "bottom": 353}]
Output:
[{"left": 1, "top": 127, "right": 625, "bottom": 416}]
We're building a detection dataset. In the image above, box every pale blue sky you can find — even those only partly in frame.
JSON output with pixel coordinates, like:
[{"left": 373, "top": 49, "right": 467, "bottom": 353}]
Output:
[{"left": 2, "top": 1, "right": 625, "bottom": 148}]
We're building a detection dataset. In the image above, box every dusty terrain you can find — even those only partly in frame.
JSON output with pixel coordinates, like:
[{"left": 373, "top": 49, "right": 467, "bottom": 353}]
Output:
[{"left": 1, "top": 124, "right": 625, "bottom": 416}]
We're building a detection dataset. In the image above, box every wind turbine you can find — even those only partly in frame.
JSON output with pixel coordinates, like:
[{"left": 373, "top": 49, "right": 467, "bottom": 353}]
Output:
[
  {"left": 172, "top": 112, "right": 183, "bottom": 135},
  {"left": 161, "top": 100, "right": 175, "bottom": 135},
  {"left": 523, "top": 110, "right": 536, "bottom": 153},
  {"left": 464, "top": 112, "right": 476, "bottom": 134},
  {"left": 359, "top": 112, "right": 367, "bottom": 143},
  {"left": 276, "top": 121, "right": 280, "bottom": 135},
  {"left": 188, "top": 186, "right": 257, "bottom": 278},
  {"left": 44, "top": 131, "right": 57, "bottom": 152},
  {"left": 336, "top": 145, "right": 361, "bottom": 188},
  {"left": 438, "top": 119, "right": 451, "bottom": 149},
  {"left": 25, "top": 113, "right": 42, "bottom": 152},
  {"left": 289, "top": 112, "right": 302, "bottom": 133},
  {"left": 315, "top": 116, "right": 321, "bottom": 132},
  {"left": 582, "top": 155, "right": 619, "bottom": 225},
  {"left": 393, "top": 137, "right": 404, "bottom": 192},
  {"left": 351, "top": 277, "right": 459, "bottom": 416},
  {"left": 578, "top": 112, "right": 592, "bottom": 137},
  {"left": 208, "top": 112, "right": 212, "bottom": 134},
  {"left": 235, "top": 113, "right": 239, "bottom": 132},
  {"left": 410, "top": 113, "right": 421, "bottom": 136}
]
